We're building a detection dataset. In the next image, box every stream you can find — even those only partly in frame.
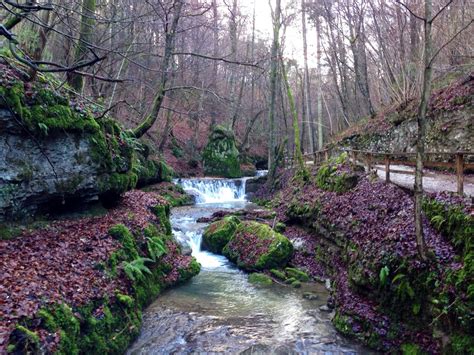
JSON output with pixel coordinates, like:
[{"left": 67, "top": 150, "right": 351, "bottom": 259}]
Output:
[{"left": 127, "top": 174, "right": 366, "bottom": 354}]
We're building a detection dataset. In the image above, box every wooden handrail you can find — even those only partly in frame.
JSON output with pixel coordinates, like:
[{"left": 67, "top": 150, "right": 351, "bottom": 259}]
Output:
[{"left": 287, "top": 147, "right": 472, "bottom": 195}]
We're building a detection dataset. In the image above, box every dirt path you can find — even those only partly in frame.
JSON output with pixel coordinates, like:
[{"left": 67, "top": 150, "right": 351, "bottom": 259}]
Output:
[
  {"left": 373, "top": 164, "right": 474, "bottom": 197},
  {"left": 303, "top": 160, "right": 473, "bottom": 197}
]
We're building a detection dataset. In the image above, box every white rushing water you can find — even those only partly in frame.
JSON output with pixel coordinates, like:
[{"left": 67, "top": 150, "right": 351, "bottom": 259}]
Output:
[
  {"left": 174, "top": 177, "right": 250, "bottom": 204},
  {"left": 173, "top": 177, "right": 253, "bottom": 268}
]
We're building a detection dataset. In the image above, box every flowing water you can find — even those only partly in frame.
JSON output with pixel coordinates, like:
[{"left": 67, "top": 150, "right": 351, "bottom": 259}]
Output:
[{"left": 128, "top": 174, "right": 366, "bottom": 354}]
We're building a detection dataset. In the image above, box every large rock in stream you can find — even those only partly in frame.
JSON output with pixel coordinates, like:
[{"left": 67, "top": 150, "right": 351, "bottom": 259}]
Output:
[
  {"left": 204, "top": 217, "right": 293, "bottom": 270},
  {"left": 202, "top": 125, "right": 241, "bottom": 178}
]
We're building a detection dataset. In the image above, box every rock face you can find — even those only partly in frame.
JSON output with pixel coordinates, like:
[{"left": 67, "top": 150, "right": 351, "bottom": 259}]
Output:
[
  {"left": 338, "top": 75, "right": 473, "bottom": 157},
  {"left": 0, "top": 75, "right": 167, "bottom": 221},
  {"left": 202, "top": 125, "right": 241, "bottom": 178},
  {"left": 222, "top": 221, "right": 293, "bottom": 271},
  {"left": 245, "top": 175, "right": 267, "bottom": 200},
  {"left": 0, "top": 111, "right": 104, "bottom": 219}
]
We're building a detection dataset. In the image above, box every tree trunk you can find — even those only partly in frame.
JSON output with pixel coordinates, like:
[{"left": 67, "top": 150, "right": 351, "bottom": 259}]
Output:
[
  {"left": 132, "top": 0, "right": 183, "bottom": 139},
  {"left": 281, "top": 57, "right": 308, "bottom": 179},
  {"left": 68, "top": 0, "right": 96, "bottom": 93},
  {"left": 315, "top": 16, "right": 323, "bottom": 150},
  {"left": 210, "top": 0, "right": 219, "bottom": 128},
  {"left": 414, "top": 0, "right": 433, "bottom": 261},
  {"left": 298, "top": 70, "right": 306, "bottom": 154},
  {"left": 301, "top": 0, "right": 315, "bottom": 153},
  {"left": 267, "top": 0, "right": 281, "bottom": 185}
]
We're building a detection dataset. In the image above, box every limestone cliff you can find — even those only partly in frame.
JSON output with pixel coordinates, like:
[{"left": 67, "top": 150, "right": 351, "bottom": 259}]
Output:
[{"left": 0, "top": 64, "right": 169, "bottom": 221}]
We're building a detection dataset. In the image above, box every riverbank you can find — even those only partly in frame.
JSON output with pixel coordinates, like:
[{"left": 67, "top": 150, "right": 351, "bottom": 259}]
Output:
[
  {"left": 247, "top": 158, "right": 473, "bottom": 353},
  {"left": 0, "top": 189, "right": 200, "bottom": 353},
  {"left": 127, "top": 190, "right": 367, "bottom": 353}
]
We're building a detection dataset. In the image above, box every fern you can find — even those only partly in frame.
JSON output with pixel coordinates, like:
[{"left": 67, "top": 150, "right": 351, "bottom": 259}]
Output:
[
  {"left": 430, "top": 215, "right": 445, "bottom": 230},
  {"left": 379, "top": 266, "right": 390, "bottom": 287},
  {"left": 121, "top": 257, "right": 153, "bottom": 281},
  {"left": 392, "top": 274, "right": 415, "bottom": 301},
  {"left": 147, "top": 236, "right": 166, "bottom": 261}
]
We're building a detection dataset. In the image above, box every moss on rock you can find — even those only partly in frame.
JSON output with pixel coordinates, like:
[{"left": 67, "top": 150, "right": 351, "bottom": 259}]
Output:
[
  {"left": 248, "top": 273, "right": 273, "bottom": 286},
  {"left": 222, "top": 221, "right": 293, "bottom": 271},
  {"left": 285, "top": 267, "right": 309, "bottom": 282},
  {"left": 202, "top": 125, "right": 241, "bottom": 178},
  {"left": 202, "top": 216, "right": 241, "bottom": 254}
]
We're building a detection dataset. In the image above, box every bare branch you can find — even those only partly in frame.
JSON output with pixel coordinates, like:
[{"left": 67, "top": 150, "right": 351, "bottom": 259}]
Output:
[
  {"left": 172, "top": 51, "right": 264, "bottom": 69},
  {"left": 431, "top": 0, "right": 454, "bottom": 23},
  {"left": 429, "top": 18, "right": 474, "bottom": 66},
  {"left": 394, "top": 0, "right": 425, "bottom": 21}
]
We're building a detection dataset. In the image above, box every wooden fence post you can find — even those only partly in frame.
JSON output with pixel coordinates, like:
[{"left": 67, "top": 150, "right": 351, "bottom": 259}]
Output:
[
  {"left": 385, "top": 155, "right": 390, "bottom": 183},
  {"left": 324, "top": 150, "right": 329, "bottom": 161},
  {"left": 456, "top": 153, "right": 464, "bottom": 195},
  {"left": 350, "top": 151, "right": 356, "bottom": 168},
  {"left": 366, "top": 153, "right": 372, "bottom": 172}
]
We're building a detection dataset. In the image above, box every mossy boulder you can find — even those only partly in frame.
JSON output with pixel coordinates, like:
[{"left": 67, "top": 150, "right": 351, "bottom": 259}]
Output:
[
  {"left": 202, "top": 216, "right": 241, "bottom": 254},
  {"left": 202, "top": 125, "right": 241, "bottom": 178},
  {"left": 248, "top": 273, "right": 273, "bottom": 286},
  {"left": 222, "top": 221, "right": 293, "bottom": 271}
]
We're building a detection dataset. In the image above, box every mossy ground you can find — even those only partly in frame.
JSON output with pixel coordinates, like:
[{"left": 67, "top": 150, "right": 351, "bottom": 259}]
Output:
[{"left": 5, "top": 200, "right": 200, "bottom": 354}]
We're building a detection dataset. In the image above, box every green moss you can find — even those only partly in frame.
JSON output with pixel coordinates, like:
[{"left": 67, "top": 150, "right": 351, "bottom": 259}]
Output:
[
  {"left": 447, "top": 333, "right": 474, "bottom": 354},
  {"left": 108, "top": 224, "right": 139, "bottom": 274},
  {"left": 270, "top": 269, "right": 287, "bottom": 280},
  {"left": 400, "top": 343, "right": 423, "bottom": 355},
  {"left": 274, "top": 222, "right": 286, "bottom": 233},
  {"left": 285, "top": 267, "right": 309, "bottom": 282},
  {"left": 333, "top": 312, "right": 353, "bottom": 336},
  {"left": 202, "top": 216, "right": 241, "bottom": 254},
  {"left": 248, "top": 273, "right": 273, "bottom": 286},
  {"left": 152, "top": 204, "right": 172, "bottom": 235},
  {"left": 286, "top": 199, "right": 320, "bottom": 221},
  {"left": 223, "top": 221, "right": 293, "bottom": 271},
  {"left": 315, "top": 158, "right": 358, "bottom": 193},
  {"left": 202, "top": 125, "right": 241, "bottom": 178},
  {"left": 178, "top": 259, "right": 201, "bottom": 282},
  {"left": 291, "top": 280, "right": 302, "bottom": 288},
  {"left": 0, "top": 224, "right": 21, "bottom": 240}
]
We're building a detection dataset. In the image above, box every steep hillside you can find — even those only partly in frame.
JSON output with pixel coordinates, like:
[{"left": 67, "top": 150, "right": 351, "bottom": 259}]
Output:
[{"left": 334, "top": 74, "right": 473, "bottom": 155}]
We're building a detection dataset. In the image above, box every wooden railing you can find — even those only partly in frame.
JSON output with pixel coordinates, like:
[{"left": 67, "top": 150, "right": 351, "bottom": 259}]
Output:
[{"left": 287, "top": 148, "right": 473, "bottom": 195}]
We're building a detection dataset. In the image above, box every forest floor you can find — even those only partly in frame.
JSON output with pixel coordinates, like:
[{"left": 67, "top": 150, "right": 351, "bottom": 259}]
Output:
[{"left": 0, "top": 190, "right": 197, "bottom": 353}]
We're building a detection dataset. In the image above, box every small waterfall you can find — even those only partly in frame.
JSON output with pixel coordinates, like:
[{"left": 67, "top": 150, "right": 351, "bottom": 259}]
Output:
[{"left": 174, "top": 178, "right": 247, "bottom": 203}]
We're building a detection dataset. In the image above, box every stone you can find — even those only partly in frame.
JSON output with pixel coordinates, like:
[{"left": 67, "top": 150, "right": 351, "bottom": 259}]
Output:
[
  {"left": 319, "top": 305, "right": 332, "bottom": 313},
  {"left": 222, "top": 221, "right": 293, "bottom": 271},
  {"left": 303, "top": 292, "right": 319, "bottom": 301},
  {"left": 202, "top": 125, "right": 241, "bottom": 178},
  {"left": 248, "top": 273, "right": 273, "bottom": 286},
  {"left": 202, "top": 216, "right": 241, "bottom": 254}
]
